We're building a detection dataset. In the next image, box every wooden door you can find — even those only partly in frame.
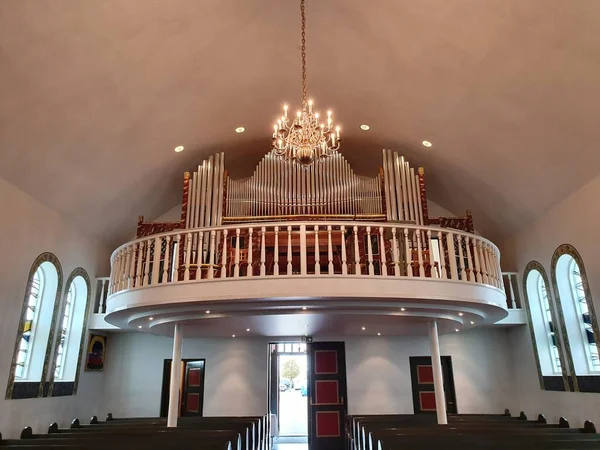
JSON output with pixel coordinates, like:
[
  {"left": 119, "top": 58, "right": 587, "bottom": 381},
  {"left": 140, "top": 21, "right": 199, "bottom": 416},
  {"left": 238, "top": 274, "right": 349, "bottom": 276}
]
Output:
[
  {"left": 181, "top": 360, "right": 206, "bottom": 416},
  {"left": 409, "top": 356, "right": 457, "bottom": 414},
  {"left": 307, "top": 342, "right": 348, "bottom": 450},
  {"left": 160, "top": 359, "right": 206, "bottom": 418}
]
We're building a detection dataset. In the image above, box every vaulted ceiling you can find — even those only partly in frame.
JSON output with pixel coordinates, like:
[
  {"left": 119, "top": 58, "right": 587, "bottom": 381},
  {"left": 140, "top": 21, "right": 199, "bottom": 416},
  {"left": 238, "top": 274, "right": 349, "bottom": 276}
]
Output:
[{"left": 2, "top": 0, "right": 599, "bottom": 249}]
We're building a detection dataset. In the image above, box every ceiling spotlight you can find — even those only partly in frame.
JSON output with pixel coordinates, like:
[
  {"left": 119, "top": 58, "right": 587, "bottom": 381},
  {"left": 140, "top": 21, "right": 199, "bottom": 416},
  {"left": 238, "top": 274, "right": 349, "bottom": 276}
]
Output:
[
  {"left": 232, "top": 334, "right": 236, "bottom": 338},
  {"left": 137, "top": 325, "right": 142, "bottom": 329},
  {"left": 422, "top": 140, "right": 432, "bottom": 148},
  {"left": 470, "top": 321, "right": 475, "bottom": 325},
  {"left": 455, "top": 329, "right": 459, "bottom": 332},
  {"left": 362, "top": 326, "right": 366, "bottom": 331},
  {"left": 458, "top": 312, "right": 464, "bottom": 316},
  {"left": 149, "top": 317, "right": 154, "bottom": 321},
  {"left": 302, "top": 306, "right": 307, "bottom": 310},
  {"left": 360, "top": 124, "right": 370, "bottom": 131},
  {"left": 246, "top": 328, "right": 250, "bottom": 332},
  {"left": 235, "top": 127, "right": 245, "bottom": 133},
  {"left": 400, "top": 308, "right": 406, "bottom": 312},
  {"left": 205, "top": 310, "right": 211, "bottom": 314},
  {"left": 377, "top": 332, "right": 381, "bottom": 336},
  {"left": 174, "top": 145, "right": 185, "bottom": 153}
]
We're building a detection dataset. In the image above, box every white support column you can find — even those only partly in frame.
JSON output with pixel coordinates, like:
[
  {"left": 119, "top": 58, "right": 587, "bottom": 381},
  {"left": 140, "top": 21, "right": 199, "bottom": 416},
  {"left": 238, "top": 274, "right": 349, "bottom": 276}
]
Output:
[
  {"left": 167, "top": 323, "right": 184, "bottom": 428},
  {"left": 428, "top": 320, "right": 448, "bottom": 425}
]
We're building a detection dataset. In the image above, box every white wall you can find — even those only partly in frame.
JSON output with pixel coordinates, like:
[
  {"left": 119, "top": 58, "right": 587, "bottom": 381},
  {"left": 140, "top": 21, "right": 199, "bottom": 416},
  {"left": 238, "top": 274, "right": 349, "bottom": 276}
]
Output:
[
  {"left": 100, "top": 328, "right": 515, "bottom": 419},
  {"left": 503, "top": 173, "right": 600, "bottom": 427},
  {"left": 0, "top": 176, "right": 111, "bottom": 438},
  {"left": 102, "top": 333, "right": 269, "bottom": 418},
  {"left": 344, "top": 329, "right": 515, "bottom": 415}
]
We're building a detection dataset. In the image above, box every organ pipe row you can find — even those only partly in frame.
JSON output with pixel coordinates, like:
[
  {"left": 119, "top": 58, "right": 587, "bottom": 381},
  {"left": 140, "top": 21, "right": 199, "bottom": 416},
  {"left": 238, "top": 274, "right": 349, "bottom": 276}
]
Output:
[
  {"left": 182, "top": 149, "right": 425, "bottom": 229},
  {"left": 185, "top": 152, "right": 225, "bottom": 229},
  {"left": 224, "top": 151, "right": 383, "bottom": 221},
  {"left": 382, "top": 149, "right": 425, "bottom": 225}
]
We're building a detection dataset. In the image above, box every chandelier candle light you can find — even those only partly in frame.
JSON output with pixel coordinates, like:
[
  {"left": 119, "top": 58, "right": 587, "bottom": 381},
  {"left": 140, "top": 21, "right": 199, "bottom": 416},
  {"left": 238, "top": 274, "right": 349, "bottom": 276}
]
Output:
[{"left": 271, "top": 0, "right": 341, "bottom": 166}]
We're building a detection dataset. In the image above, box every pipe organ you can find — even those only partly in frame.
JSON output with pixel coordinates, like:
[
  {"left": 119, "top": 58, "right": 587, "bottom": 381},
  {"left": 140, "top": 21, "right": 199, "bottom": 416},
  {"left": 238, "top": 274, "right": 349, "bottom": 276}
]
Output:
[
  {"left": 382, "top": 149, "right": 425, "bottom": 225},
  {"left": 135, "top": 147, "right": 475, "bottom": 238},
  {"left": 224, "top": 151, "right": 383, "bottom": 222}
]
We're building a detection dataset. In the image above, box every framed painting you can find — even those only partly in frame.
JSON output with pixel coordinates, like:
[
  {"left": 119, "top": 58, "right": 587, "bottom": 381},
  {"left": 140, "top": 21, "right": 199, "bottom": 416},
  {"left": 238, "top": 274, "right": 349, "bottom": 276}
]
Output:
[{"left": 85, "top": 334, "right": 106, "bottom": 371}]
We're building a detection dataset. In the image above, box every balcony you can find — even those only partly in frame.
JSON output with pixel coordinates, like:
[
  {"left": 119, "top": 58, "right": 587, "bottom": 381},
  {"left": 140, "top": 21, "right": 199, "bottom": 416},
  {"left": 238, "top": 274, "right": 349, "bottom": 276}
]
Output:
[{"left": 96, "top": 221, "right": 523, "bottom": 337}]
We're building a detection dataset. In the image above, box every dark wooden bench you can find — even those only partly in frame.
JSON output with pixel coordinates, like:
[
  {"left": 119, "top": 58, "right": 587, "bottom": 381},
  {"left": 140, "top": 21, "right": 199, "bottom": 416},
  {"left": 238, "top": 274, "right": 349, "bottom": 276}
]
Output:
[
  {"left": 347, "top": 413, "right": 599, "bottom": 450},
  {"left": 0, "top": 414, "right": 271, "bottom": 450}
]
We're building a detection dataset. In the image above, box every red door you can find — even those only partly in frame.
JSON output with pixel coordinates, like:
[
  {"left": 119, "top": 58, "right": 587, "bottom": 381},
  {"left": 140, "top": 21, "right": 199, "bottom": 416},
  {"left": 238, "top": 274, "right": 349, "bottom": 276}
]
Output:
[
  {"left": 181, "top": 360, "right": 205, "bottom": 416},
  {"left": 409, "top": 356, "right": 457, "bottom": 414},
  {"left": 307, "top": 342, "right": 348, "bottom": 450}
]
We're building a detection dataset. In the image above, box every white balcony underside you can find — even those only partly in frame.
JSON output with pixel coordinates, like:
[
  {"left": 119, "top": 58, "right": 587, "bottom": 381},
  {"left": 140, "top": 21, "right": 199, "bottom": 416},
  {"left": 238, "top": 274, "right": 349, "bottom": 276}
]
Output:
[{"left": 104, "top": 276, "right": 509, "bottom": 337}]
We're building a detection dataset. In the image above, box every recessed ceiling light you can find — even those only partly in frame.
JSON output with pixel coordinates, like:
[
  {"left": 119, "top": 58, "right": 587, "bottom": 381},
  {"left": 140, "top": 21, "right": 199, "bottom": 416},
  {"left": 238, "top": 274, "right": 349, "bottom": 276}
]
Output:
[
  {"left": 302, "top": 306, "right": 307, "bottom": 310},
  {"left": 400, "top": 308, "right": 406, "bottom": 312},
  {"left": 235, "top": 127, "right": 245, "bottom": 133},
  {"left": 246, "top": 328, "right": 250, "bottom": 332},
  {"left": 232, "top": 334, "right": 236, "bottom": 338},
  {"left": 377, "top": 332, "right": 381, "bottom": 336},
  {"left": 137, "top": 325, "right": 142, "bottom": 329},
  {"left": 205, "top": 310, "right": 210, "bottom": 314},
  {"left": 458, "top": 312, "right": 464, "bottom": 316},
  {"left": 362, "top": 326, "right": 366, "bottom": 331},
  {"left": 470, "top": 321, "right": 475, "bottom": 324},
  {"left": 422, "top": 140, "right": 432, "bottom": 148},
  {"left": 455, "top": 329, "right": 459, "bottom": 332},
  {"left": 360, "top": 124, "right": 370, "bottom": 131},
  {"left": 149, "top": 317, "right": 154, "bottom": 321},
  {"left": 174, "top": 145, "right": 185, "bottom": 153}
]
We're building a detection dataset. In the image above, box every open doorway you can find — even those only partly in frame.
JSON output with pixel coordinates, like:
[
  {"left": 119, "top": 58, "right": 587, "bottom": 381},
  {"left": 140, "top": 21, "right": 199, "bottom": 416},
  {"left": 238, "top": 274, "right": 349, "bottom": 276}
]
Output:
[{"left": 269, "top": 343, "right": 308, "bottom": 443}]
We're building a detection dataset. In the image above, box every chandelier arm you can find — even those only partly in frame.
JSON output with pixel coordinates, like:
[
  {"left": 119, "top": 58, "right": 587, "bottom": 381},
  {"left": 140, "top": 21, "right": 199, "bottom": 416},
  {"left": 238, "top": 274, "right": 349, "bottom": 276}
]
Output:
[{"left": 301, "top": 0, "right": 307, "bottom": 107}]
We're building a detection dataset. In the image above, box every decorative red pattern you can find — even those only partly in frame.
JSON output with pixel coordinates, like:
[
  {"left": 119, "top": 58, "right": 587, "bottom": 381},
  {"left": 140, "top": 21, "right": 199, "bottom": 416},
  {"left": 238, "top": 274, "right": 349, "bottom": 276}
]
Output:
[
  {"left": 315, "top": 411, "right": 340, "bottom": 437},
  {"left": 315, "top": 380, "right": 339, "bottom": 404},
  {"left": 186, "top": 393, "right": 200, "bottom": 412},
  {"left": 428, "top": 213, "right": 474, "bottom": 234},
  {"left": 419, "top": 392, "right": 436, "bottom": 411},
  {"left": 188, "top": 368, "right": 201, "bottom": 387},
  {"left": 417, "top": 365, "right": 434, "bottom": 384},
  {"left": 418, "top": 168, "right": 429, "bottom": 224},
  {"left": 181, "top": 171, "right": 190, "bottom": 226},
  {"left": 136, "top": 217, "right": 183, "bottom": 239},
  {"left": 315, "top": 350, "right": 338, "bottom": 374}
]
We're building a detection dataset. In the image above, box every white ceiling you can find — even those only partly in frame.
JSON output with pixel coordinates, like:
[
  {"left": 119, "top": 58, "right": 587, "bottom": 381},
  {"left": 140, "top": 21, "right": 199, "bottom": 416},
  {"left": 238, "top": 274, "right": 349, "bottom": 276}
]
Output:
[{"left": 2, "top": 1, "right": 600, "bottom": 248}]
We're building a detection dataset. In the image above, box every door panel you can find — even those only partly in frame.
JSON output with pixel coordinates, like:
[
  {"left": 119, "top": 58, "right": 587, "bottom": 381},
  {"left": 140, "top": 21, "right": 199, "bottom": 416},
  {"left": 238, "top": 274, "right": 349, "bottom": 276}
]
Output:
[
  {"left": 182, "top": 360, "right": 205, "bottom": 416},
  {"left": 409, "top": 356, "right": 457, "bottom": 414},
  {"left": 308, "top": 342, "right": 347, "bottom": 450}
]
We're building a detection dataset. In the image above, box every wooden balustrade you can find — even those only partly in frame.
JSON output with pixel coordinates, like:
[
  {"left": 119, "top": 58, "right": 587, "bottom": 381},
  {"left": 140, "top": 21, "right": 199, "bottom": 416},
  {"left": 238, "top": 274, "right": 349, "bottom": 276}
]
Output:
[{"left": 106, "top": 222, "right": 504, "bottom": 298}]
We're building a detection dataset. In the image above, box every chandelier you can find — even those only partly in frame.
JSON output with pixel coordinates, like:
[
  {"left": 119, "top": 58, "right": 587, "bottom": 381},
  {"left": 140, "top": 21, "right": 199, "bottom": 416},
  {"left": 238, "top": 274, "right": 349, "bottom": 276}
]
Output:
[{"left": 271, "top": 0, "right": 341, "bottom": 166}]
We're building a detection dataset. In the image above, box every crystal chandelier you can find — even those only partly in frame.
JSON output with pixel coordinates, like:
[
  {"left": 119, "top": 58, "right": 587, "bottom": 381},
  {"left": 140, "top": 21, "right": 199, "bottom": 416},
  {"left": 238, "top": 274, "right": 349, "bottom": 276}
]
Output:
[{"left": 271, "top": 0, "right": 341, "bottom": 166}]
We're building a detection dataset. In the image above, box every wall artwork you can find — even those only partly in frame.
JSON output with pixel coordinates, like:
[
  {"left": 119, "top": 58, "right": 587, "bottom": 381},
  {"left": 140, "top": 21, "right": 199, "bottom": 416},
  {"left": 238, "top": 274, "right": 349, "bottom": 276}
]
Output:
[{"left": 85, "top": 334, "right": 106, "bottom": 371}]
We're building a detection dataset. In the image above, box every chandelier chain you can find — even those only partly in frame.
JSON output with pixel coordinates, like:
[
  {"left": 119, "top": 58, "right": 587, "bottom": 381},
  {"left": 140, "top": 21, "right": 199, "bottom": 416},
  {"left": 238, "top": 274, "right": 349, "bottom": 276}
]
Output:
[
  {"left": 301, "top": 0, "right": 307, "bottom": 107},
  {"left": 270, "top": 0, "right": 341, "bottom": 166}
]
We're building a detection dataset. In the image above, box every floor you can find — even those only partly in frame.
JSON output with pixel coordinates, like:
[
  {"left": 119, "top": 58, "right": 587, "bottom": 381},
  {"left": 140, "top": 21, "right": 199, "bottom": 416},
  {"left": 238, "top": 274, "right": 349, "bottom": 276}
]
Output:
[{"left": 272, "top": 444, "right": 308, "bottom": 450}]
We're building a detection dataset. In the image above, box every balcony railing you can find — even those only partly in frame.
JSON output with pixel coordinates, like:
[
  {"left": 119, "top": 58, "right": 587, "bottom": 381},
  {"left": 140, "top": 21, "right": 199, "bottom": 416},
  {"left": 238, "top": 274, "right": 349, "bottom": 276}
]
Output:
[{"left": 107, "top": 222, "right": 503, "bottom": 301}]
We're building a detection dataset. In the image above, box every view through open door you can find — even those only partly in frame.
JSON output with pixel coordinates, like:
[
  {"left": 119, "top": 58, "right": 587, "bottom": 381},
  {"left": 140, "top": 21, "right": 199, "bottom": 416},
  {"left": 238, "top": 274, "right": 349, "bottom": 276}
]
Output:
[{"left": 307, "top": 341, "right": 348, "bottom": 450}]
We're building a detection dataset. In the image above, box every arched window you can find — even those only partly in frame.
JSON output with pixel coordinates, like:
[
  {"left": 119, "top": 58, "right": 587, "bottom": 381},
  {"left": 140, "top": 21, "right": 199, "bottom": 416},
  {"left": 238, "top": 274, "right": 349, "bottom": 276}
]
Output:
[
  {"left": 54, "top": 281, "right": 76, "bottom": 378},
  {"left": 569, "top": 259, "right": 599, "bottom": 371},
  {"left": 552, "top": 245, "right": 600, "bottom": 376},
  {"left": 48, "top": 269, "right": 91, "bottom": 395},
  {"left": 524, "top": 265, "right": 563, "bottom": 377},
  {"left": 6, "top": 253, "right": 63, "bottom": 399},
  {"left": 15, "top": 268, "right": 44, "bottom": 379},
  {"left": 537, "top": 274, "right": 562, "bottom": 373}
]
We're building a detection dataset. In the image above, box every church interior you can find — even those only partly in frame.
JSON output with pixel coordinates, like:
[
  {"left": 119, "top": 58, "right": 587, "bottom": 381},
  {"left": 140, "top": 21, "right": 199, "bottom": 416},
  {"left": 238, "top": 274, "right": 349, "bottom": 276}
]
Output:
[{"left": 1, "top": 1, "right": 600, "bottom": 449}]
